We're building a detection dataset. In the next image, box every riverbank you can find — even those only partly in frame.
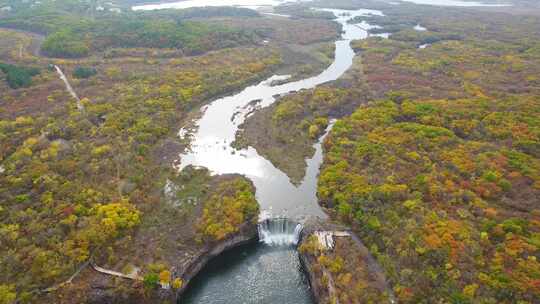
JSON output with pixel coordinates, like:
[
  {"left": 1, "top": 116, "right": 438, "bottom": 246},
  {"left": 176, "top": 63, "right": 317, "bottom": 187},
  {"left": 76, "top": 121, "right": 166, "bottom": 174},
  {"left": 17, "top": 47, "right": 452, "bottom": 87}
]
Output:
[
  {"left": 42, "top": 224, "right": 258, "bottom": 303},
  {"left": 233, "top": 55, "right": 371, "bottom": 184},
  {"left": 81, "top": 223, "right": 258, "bottom": 304},
  {"left": 174, "top": 222, "right": 258, "bottom": 297},
  {"left": 41, "top": 167, "right": 260, "bottom": 303},
  {"left": 298, "top": 219, "right": 394, "bottom": 304}
]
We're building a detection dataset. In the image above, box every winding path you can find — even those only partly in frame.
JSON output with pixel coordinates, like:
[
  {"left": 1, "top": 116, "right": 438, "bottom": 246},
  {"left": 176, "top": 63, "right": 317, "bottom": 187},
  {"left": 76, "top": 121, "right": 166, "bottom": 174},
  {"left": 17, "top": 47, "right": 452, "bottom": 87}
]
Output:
[
  {"left": 0, "top": 27, "right": 45, "bottom": 58},
  {"left": 0, "top": 27, "right": 85, "bottom": 112}
]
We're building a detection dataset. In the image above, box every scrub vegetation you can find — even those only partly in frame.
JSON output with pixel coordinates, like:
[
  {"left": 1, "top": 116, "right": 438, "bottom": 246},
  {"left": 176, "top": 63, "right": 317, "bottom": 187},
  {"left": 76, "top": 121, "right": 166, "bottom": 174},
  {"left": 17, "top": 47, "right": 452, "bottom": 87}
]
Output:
[
  {"left": 0, "top": 43, "right": 277, "bottom": 301},
  {"left": 0, "top": 62, "right": 40, "bottom": 88},
  {"left": 198, "top": 177, "right": 259, "bottom": 241},
  {"left": 42, "top": 167, "right": 259, "bottom": 303}
]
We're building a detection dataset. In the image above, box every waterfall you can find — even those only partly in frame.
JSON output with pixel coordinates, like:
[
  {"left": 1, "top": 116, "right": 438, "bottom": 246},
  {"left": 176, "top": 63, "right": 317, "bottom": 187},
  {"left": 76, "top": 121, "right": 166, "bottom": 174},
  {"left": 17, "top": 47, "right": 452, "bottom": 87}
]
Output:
[{"left": 258, "top": 218, "right": 303, "bottom": 246}]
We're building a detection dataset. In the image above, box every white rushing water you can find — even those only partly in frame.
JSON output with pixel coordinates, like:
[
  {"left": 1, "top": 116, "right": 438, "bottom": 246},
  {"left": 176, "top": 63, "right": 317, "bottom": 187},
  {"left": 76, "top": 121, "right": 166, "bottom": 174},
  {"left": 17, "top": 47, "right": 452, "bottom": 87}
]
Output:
[
  {"left": 176, "top": 9, "right": 384, "bottom": 219},
  {"left": 258, "top": 218, "right": 303, "bottom": 246}
]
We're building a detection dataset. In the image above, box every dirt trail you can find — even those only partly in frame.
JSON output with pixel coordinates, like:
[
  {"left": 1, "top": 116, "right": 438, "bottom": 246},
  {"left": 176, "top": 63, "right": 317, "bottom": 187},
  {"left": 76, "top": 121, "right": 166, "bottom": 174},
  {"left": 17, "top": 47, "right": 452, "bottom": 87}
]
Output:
[
  {"left": 54, "top": 65, "right": 85, "bottom": 111},
  {"left": 0, "top": 27, "right": 45, "bottom": 57},
  {"left": 27, "top": 31, "right": 45, "bottom": 57}
]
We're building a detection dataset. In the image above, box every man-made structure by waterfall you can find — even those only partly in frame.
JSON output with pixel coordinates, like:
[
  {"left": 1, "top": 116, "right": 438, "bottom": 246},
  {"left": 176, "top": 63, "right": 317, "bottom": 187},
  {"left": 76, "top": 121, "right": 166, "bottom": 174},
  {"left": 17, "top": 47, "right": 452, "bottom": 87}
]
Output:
[
  {"left": 258, "top": 218, "right": 303, "bottom": 246},
  {"left": 313, "top": 231, "right": 351, "bottom": 250},
  {"left": 90, "top": 262, "right": 141, "bottom": 281}
]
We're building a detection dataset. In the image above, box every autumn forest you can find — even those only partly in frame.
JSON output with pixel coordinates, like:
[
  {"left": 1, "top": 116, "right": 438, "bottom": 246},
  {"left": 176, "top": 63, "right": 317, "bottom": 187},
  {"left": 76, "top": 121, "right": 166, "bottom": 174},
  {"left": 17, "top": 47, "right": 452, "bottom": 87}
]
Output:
[{"left": 0, "top": 0, "right": 539, "bottom": 303}]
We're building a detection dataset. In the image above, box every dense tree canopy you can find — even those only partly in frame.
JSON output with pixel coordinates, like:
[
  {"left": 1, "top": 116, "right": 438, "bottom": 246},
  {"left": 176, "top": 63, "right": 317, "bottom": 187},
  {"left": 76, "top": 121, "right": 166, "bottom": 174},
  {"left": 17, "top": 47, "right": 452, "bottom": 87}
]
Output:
[
  {"left": 198, "top": 178, "right": 259, "bottom": 241},
  {"left": 0, "top": 2, "right": 260, "bottom": 58},
  {"left": 0, "top": 41, "right": 279, "bottom": 300},
  {"left": 0, "top": 62, "right": 39, "bottom": 88},
  {"left": 319, "top": 96, "right": 540, "bottom": 303}
]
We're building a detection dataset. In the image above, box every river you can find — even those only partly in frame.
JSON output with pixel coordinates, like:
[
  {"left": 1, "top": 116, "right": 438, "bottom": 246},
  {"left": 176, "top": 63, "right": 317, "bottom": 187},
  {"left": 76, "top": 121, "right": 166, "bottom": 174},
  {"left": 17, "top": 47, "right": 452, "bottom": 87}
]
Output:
[
  {"left": 132, "top": 0, "right": 508, "bottom": 301},
  {"left": 176, "top": 8, "right": 382, "bottom": 303},
  {"left": 175, "top": 9, "right": 383, "bottom": 219},
  {"left": 135, "top": 3, "right": 383, "bottom": 303}
]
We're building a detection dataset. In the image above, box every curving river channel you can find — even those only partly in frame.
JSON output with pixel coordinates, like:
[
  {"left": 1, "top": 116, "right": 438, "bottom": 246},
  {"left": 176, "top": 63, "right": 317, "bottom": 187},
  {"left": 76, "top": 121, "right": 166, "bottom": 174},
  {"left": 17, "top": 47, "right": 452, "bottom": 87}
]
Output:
[
  {"left": 177, "top": 8, "right": 383, "bottom": 302},
  {"left": 137, "top": 2, "right": 383, "bottom": 303},
  {"left": 176, "top": 9, "right": 383, "bottom": 219},
  {"left": 133, "top": 0, "right": 513, "bottom": 301}
]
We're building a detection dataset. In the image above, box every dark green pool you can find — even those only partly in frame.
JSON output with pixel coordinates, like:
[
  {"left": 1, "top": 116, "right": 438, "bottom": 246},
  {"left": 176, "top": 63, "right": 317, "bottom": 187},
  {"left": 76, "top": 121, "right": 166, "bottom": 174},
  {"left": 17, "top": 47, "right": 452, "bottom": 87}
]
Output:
[{"left": 179, "top": 242, "right": 313, "bottom": 304}]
